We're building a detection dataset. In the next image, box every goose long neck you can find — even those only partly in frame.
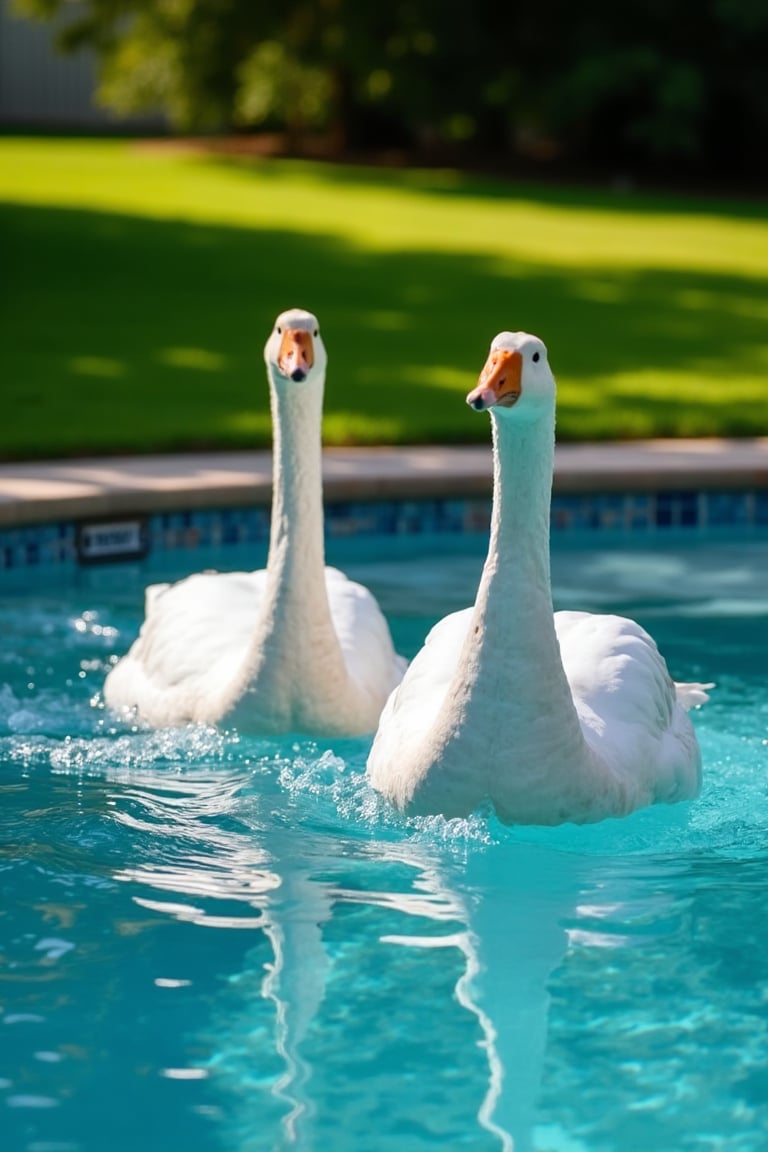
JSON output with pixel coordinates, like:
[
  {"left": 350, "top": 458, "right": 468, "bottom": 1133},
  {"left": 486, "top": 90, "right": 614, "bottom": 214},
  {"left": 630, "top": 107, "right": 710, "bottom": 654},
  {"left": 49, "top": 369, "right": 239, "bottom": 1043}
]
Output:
[
  {"left": 477, "top": 411, "right": 556, "bottom": 621},
  {"left": 231, "top": 363, "right": 363, "bottom": 734},
  {"left": 437, "top": 405, "right": 594, "bottom": 817},
  {"left": 267, "top": 376, "right": 326, "bottom": 581}
]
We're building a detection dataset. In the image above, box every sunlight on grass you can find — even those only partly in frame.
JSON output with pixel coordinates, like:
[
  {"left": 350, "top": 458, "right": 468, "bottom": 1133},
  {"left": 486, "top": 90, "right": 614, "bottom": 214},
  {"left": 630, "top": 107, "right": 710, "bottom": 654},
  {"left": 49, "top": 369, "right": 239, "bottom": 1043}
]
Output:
[
  {"left": 555, "top": 381, "right": 603, "bottom": 411},
  {"left": 323, "top": 413, "right": 406, "bottom": 443},
  {"left": 608, "top": 368, "right": 765, "bottom": 404},
  {"left": 2, "top": 138, "right": 767, "bottom": 456},
  {"left": 220, "top": 412, "right": 278, "bottom": 436},
  {"left": 159, "top": 347, "right": 228, "bottom": 371},
  {"left": 1, "top": 139, "right": 766, "bottom": 277},
  {"left": 220, "top": 408, "right": 407, "bottom": 443},
  {"left": 673, "top": 290, "right": 768, "bottom": 323},
  {"left": 401, "top": 365, "right": 475, "bottom": 392},
  {"left": 68, "top": 355, "right": 127, "bottom": 378}
]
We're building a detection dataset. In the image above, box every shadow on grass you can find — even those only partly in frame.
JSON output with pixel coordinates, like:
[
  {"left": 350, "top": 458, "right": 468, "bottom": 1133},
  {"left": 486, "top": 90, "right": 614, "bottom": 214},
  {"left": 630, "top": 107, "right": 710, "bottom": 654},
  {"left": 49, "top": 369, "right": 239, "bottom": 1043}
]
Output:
[{"left": 2, "top": 201, "right": 766, "bottom": 459}]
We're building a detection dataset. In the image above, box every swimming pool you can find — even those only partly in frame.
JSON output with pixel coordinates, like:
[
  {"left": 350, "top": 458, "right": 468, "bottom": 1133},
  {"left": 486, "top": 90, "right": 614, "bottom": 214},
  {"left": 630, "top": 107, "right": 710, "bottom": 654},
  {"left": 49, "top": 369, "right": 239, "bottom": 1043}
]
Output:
[{"left": 1, "top": 533, "right": 767, "bottom": 1152}]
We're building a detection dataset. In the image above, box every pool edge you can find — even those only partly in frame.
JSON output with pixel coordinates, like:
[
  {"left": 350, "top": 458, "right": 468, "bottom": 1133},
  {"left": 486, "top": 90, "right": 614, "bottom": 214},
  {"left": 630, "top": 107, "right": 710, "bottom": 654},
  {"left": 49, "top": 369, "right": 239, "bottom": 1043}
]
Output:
[{"left": 2, "top": 439, "right": 768, "bottom": 529}]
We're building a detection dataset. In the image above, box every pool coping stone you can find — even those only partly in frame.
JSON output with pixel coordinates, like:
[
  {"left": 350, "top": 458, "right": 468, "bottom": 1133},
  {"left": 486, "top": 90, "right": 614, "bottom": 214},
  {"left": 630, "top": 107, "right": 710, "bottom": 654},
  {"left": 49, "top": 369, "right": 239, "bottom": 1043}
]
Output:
[{"left": 1, "top": 439, "right": 768, "bottom": 528}]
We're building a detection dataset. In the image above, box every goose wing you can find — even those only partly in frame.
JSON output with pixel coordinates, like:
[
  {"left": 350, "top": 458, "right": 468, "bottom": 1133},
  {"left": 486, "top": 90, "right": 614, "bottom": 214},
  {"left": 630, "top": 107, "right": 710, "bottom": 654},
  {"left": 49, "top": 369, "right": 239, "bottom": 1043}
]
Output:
[
  {"left": 325, "top": 567, "right": 408, "bottom": 708},
  {"left": 104, "top": 569, "right": 269, "bottom": 725},
  {"left": 555, "top": 610, "right": 702, "bottom": 804},
  {"left": 367, "top": 607, "right": 473, "bottom": 782}
]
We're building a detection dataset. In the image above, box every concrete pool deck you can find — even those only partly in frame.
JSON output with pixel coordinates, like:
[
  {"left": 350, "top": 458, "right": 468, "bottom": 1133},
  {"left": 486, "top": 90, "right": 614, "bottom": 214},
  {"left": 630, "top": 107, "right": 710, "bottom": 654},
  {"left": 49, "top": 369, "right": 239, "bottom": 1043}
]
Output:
[{"left": 1, "top": 439, "right": 768, "bottom": 528}]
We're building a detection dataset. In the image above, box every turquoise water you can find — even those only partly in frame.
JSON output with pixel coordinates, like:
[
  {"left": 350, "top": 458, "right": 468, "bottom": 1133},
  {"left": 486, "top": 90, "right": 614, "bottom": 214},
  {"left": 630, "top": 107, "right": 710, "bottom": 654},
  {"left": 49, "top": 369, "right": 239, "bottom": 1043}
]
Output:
[{"left": 1, "top": 536, "right": 767, "bottom": 1152}]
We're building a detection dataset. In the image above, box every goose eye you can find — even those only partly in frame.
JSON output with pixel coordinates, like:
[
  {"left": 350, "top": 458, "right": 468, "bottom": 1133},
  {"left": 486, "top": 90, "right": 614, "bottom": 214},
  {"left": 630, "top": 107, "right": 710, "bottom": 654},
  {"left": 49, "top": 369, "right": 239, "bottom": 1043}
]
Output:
[
  {"left": 532, "top": 351, "right": 540, "bottom": 362},
  {"left": 276, "top": 326, "right": 282, "bottom": 335},
  {"left": 313, "top": 328, "right": 318, "bottom": 337}
]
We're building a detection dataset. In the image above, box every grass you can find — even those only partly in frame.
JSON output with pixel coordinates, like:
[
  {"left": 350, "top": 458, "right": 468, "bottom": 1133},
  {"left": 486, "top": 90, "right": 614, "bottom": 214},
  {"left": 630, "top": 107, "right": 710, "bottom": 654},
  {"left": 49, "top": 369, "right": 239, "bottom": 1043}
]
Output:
[{"left": 1, "top": 137, "right": 767, "bottom": 460}]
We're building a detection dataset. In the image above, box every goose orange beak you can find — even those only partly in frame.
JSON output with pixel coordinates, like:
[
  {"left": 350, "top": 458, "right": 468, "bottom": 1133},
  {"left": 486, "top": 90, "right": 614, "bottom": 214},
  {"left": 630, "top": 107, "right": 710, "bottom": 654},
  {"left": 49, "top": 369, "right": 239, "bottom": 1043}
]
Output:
[
  {"left": 466, "top": 348, "right": 523, "bottom": 411},
  {"left": 278, "top": 328, "right": 315, "bottom": 382}
]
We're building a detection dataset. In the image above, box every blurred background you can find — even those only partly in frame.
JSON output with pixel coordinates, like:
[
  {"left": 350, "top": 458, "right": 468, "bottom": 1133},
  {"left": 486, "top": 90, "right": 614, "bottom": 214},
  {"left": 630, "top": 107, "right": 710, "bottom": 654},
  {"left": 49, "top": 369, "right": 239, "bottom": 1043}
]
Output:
[
  {"left": 1, "top": 0, "right": 767, "bottom": 460},
  {"left": 5, "top": 0, "right": 768, "bottom": 182}
]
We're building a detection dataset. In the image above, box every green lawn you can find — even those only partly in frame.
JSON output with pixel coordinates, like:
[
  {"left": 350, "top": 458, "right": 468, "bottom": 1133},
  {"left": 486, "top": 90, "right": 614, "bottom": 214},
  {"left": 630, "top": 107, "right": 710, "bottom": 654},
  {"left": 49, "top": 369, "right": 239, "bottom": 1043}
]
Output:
[{"left": 2, "top": 138, "right": 767, "bottom": 460}]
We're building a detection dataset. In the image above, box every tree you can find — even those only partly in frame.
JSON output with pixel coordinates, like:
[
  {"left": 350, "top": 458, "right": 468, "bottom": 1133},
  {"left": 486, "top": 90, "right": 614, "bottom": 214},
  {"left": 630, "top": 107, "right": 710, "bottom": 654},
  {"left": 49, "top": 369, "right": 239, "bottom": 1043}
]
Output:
[{"left": 13, "top": 0, "right": 768, "bottom": 181}]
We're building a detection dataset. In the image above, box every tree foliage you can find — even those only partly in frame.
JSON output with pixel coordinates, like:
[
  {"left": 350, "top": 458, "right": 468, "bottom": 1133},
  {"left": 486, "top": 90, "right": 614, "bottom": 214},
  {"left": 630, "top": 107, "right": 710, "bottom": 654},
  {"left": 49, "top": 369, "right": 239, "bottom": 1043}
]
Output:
[{"left": 14, "top": 0, "right": 768, "bottom": 180}]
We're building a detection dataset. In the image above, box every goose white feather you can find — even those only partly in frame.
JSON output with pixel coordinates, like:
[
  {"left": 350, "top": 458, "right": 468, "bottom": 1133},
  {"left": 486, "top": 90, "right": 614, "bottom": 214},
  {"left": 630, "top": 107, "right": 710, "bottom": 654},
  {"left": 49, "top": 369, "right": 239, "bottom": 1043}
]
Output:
[
  {"left": 367, "top": 331, "right": 708, "bottom": 825},
  {"left": 104, "top": 308, "right": 407, "bottom": 735}
]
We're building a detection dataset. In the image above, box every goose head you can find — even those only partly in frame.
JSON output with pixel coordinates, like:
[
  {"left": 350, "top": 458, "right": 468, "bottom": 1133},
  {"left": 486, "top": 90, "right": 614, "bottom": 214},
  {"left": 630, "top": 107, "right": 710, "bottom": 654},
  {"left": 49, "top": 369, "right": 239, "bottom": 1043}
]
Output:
[
  {"left": 466, "top": 331, "right": 554, "bottom": 423},
  {"left": 264, "top": 308, "right": 327, "bottom": 389}
]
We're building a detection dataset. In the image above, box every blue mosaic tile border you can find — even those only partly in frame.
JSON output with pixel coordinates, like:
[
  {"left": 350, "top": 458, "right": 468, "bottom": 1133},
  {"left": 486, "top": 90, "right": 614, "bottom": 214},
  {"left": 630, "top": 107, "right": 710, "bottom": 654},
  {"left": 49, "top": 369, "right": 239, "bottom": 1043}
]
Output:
[
  {"left": 0, "top": 521, "right": 77, "bottom": 572},
  {"left": 1, "top": 489, "right": 767, "bottom": 574}
]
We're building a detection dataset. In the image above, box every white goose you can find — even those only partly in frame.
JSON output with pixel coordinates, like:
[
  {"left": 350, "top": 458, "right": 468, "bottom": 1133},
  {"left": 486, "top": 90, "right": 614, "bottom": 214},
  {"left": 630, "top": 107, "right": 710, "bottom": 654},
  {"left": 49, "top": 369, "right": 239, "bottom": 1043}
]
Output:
[
  {"left": 367, "top": 330, "right": 708, "bottom": 825},
  {"left": 104, "top": 308, "right": 407, "bottom": 735}
]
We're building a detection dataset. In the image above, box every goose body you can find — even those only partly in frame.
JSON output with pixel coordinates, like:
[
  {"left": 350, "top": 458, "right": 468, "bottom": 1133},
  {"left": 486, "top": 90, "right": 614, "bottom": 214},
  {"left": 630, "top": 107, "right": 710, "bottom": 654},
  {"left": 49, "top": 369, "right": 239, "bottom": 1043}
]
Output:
[
  {"left": 104, "top": 309, "right": 406, "bottom": 735},
  {"left": 367, "top": 331, "right": 707, "bottom": 825}
]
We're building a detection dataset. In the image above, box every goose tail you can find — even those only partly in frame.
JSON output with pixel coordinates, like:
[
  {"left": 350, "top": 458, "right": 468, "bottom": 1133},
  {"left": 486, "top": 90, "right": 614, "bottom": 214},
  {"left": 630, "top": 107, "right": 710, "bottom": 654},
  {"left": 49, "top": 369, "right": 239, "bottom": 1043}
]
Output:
[{"left": 674, "top": 681, "right": 714, "bottom": 710}]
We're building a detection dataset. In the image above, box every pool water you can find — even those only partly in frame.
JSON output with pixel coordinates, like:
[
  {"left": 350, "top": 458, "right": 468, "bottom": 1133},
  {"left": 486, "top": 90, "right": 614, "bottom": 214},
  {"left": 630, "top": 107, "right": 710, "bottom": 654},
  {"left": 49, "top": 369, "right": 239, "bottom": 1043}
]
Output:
[{"left": 1, "top": 536, "right": 767, "bottom": 1152}]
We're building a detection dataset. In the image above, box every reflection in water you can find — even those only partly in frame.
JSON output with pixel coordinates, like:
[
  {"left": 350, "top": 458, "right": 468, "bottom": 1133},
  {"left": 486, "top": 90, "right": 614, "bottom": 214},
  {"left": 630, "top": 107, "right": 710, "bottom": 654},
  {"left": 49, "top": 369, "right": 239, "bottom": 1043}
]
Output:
[
  {"left": 259, "top": 862, "right": 333, "bottom": 1147},
  {"left": 2, "top": 539, "right": 765, "bottom": 1152},
  {"left": 104, "top": 761, "right": 566, "bottom": 1151},
  {"left": 95, "top": 757, "right": 683, "bottom": 1152},
  {"left": 108, "top": 763, "right": 331, "bottom": 1148},
  {"left": 18, "top": 728, "right": 692, "bottom": 1152},
  {"left": 373, "top": 846, "right": 516, "bottom": 1152},
  {"left": 6, "top": 732, "right": 739, "bottom": 1152},
  {"left": 408, "top": 844, "right": 574, "bottom": 1152}
]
